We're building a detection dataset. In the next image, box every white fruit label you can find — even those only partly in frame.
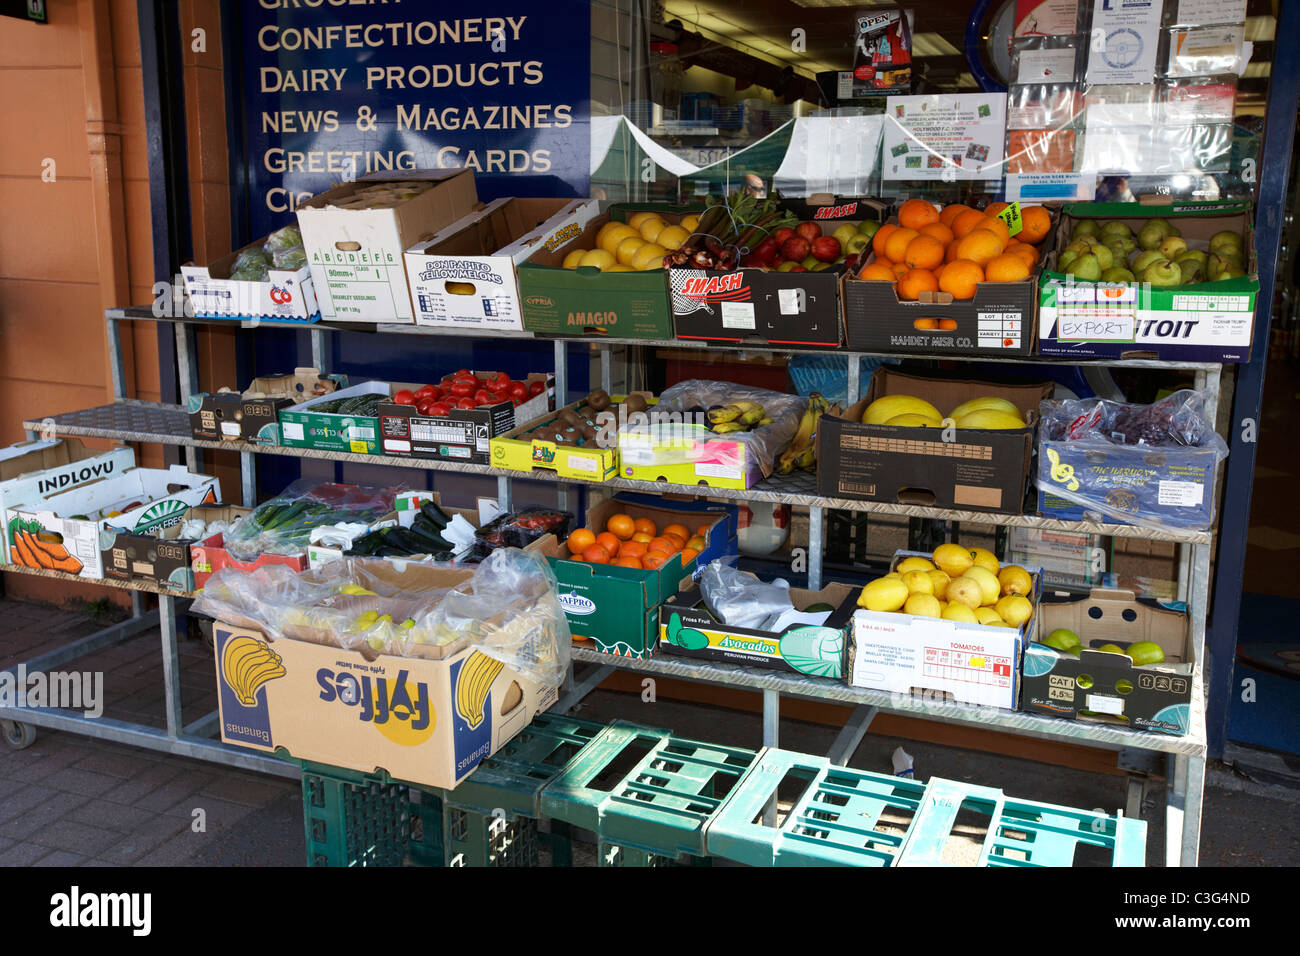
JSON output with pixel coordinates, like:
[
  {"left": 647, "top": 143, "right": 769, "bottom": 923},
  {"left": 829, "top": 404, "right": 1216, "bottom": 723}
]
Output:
[
  {"left": 976, "top": 312, "right": 1022, "bottom": 348},
  {"left": 282, "top": 422, "right": 304, "bottom": 441},
  {"left": 220, "top": 422, "right": 241, "bottom": 437},
  {"left": 1157, "top": 480, "right": 1203, "bottom": 507},
  {"left": 721, "top": 302, "right": 756, "bottom": 329},
  {"left": 347, "top": 425, "right": 375, "bottom": 441},
  {"left": 778, "top": 288, "right": 805, "bottom": 315},
  {"left": 568, "top": 455, "right": 599, "bottom": 474},
  {"left": 695, "top": 461, "right": 742, "bottom": 480},
  {"left": 1086, "top": 694, "right": 1125, "bottom": 715}
]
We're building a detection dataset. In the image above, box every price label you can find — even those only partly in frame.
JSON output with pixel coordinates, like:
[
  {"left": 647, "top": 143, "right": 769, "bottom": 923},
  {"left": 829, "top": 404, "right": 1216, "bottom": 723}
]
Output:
[{"left": 996, "top": 201, "right": 1023, "bottom": 237}]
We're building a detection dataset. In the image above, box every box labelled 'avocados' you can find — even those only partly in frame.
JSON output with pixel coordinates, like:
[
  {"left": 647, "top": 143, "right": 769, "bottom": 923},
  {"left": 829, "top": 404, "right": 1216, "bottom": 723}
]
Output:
[
  {"left": 516, "top": 203, "right": 698, "bottom": 340},
  {"left": 1021, "top": 587, "right": 1193, "bottom": 735},
  {"left": 659, "top": 580, "right": 856, "bottom": 678},
  {"left": 817, "top": 368, "right": 1051, "bottom": 514}
]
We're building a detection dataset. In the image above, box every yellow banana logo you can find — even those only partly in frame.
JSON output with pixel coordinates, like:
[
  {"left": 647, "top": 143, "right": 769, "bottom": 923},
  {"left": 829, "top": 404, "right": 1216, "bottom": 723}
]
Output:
[
  {"left": 455, "top": 651, "right": 504, "bottom": 730},
  {"left": 221, "top": 636, "right": 286, "bottom": 706},
  {"left": 1047, "top": 448, "right": 1079, "bottom": 491}
]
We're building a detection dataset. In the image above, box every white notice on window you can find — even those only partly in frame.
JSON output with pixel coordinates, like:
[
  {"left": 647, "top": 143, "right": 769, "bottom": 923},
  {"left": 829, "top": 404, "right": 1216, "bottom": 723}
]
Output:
[
  {"left": 1158, "top": 480, "right": 1204, "bottom": 507},
  {"left": 721, "top": 301, "right": 756, "bottom": 330},
  {"left": 1177, "top": 0, "right": 1246, "bottom": 26},
  {"left": 1016, "top": 47, "right": 1078, "bottom": 85},
  {"left": 1085, "top": 0, "right": 1163, "bottom": 85}
]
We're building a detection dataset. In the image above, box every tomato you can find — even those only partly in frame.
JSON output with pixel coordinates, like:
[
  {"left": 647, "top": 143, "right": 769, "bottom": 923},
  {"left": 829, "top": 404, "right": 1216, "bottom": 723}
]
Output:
[
  {"left": 448, "top": 382, "right": 474, "bottom": 398},
  {"left": 473, "top": 389, "right": 495, "bottom": 405},
  {"left": 453, "top": 372, "right": 478, "bottom": 386},
  {"left": 507, "top": 381, "right": 529, "bottom": 400},
  {"left": 393, "top": 389, "right": 416, "bottom": 406},
  {"left": 454, "top": 397, "right": 476, "bottom": 410},
  {"left": 428, "top": 402, "right": 452, "bottom": 417},
  {"left": 488, "top": 371, "right": 510, "bottom": 390},
  {"left": 414, "top": 385, "right": 437, "bottom": 401},
  {"left": 528, "top": 380, "right": 546, "bottom": 397}
]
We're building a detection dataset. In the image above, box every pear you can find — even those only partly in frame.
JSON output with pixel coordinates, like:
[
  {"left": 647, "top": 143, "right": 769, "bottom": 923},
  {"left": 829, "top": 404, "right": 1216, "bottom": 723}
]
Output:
[
  {"left": 1101, "top": 267, "right": 1136, "bottom": 283},
  {"left": 1208, "top": 230, "right": 1244, "bottom": 258},
  {"left": 1108, "top": 235, "right": 1137, "bottom": 257},
  {"left": 1073, "top": 220, "right": 1102, "bottom": 239},
  {"left": 1158, "top": 235, "right": 1188, "bottom": 260},
  {"left": 1131, "top": 250, "right": 1164, "bottom": 274},
  {"left": 1066, "top": 253, "right": 1102, "bottom": 281},
  {"left": 1147, "top": 217, "right": 1176, "bottom": 237},
  {"left": 1177, "top": 258, "right": 1205, "bottom": 284},
  {"left": 1100, "top": 221, "right": 1132, "bottom": 239},
  {"left": 1142, "top": 259, "right": 1182, "bottom": 287},
  {"left": 1176, "top": 249, "right": 1208, "bottom": 268},
  {"left": 1208, "top": 253, "right": 1245, "bottom": 280},
  {"left": 1137, "top": 223, "right": 1166, "bottom": 251},
  {"left": 1090, "top": 243, "right": 1115, "bottom": 271},
  {"left": 1058, "top": 248, "right": 1080, "bottom": 271}
]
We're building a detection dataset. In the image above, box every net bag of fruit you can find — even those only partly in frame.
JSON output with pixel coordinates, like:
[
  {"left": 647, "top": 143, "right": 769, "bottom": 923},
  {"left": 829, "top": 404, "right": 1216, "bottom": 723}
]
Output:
[{"left": 1035, "top": 389, "right": 1228, "bottom": 531}]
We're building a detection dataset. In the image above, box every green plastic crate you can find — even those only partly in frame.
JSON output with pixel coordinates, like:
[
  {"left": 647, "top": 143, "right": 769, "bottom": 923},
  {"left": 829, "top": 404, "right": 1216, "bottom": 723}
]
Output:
[
  {"left": 540, "top": 723, "right": 760, "bottom": 861},
  {"left": 300, "top": 761, "right": 411, "bottom": 867},
  {"left": 408, "top": 790, "right": 445, "bottom": 867},
  {"left": 706, "top": 749, "right": 1148, "bottom": 867}
]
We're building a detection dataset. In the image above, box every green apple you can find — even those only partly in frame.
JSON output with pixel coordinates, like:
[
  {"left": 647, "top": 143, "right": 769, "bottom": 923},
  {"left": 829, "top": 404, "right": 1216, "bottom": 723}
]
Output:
[
  {"left": 846, "top": 234, "right": 871, "bottom": 256},
  {"left": 1073, "top": 220, "right": 1102, "bottom": 239},
  {"left": 1100, "top": 221, "right": 1132, "bottom": 241},
  {"left": 1142, "top": 259, "right": 1182, "bottom": 286},
  {"left": 857, "top": 220, "right": 882, "bottom": 238},
  {"left": 833, "top": 224, "right": 858, "bottom": 249},
  {"left": 1043, "top": 628, "right": 1081, "bottom": 652},
  {"left": 1126, "top": 641, "right": 1165, "bottom": 666},
  {"left": 1131, "top": 250, "right": 1164, "bottom": 274},
  {"left": 1209, "top": 230, "right": 1244, "bottom": 258},
  {"left": 1101, "top": 267, "right": 1136, "bottom": 283},
  {"left": 1066, "top": 253, "right": 1102, "bottom": 281},
  {"left": 1137, "top": 223, "right": 1166, "bottom": 251},
  {"left": 1090, "top": 244, "right": 1115, "bottom": 271},
  {"left": 1159, "top": 235, "right": 1188, "bottom": 260}
]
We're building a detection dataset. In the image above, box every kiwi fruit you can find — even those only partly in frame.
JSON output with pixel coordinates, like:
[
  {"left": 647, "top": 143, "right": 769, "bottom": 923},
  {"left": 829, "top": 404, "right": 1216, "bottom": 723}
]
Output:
[
  {"left": 587, "top": 389, "right": 611, "bottom": 412},
  {"left": 624, "top": 393, "right": 648, "bottom": 414},
  {"left": 557, "top": 407, "right": 581, "bottom": 426},
  {"left": 580, "top": 424, "right": 598, "bottom": 441}
]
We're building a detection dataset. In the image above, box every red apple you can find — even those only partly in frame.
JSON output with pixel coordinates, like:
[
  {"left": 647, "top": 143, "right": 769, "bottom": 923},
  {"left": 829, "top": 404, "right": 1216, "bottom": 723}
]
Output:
[
  {"left": 796, "top": 222, "right": 822, "bottom": 243},
  {"left": 780, "top": 236, "right": 811, "bottom": 262},
  {"left": 751, "top": 236, "right": 781, "bottom": 266},
  {"left": 772, "top": 227, "right": 795, "bottom": 245},
  {"left": 790, "top": 266, "right": 808, "bottom": 272},
  {"left": 811, "top": 236, "right": 842, "bottom": 263}
]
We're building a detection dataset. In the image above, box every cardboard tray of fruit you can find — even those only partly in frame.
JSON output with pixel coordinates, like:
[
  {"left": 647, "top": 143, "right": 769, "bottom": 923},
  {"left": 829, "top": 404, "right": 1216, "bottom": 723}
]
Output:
[
  {"left": 1037, "top": 200, "right": 1259, "bottom": 362},
  {"left": 1021, "top": 587, "right": 1193, "bottom": 735},
  {"left": 489, "top": 389, "right": 631, "bottom": 482}
]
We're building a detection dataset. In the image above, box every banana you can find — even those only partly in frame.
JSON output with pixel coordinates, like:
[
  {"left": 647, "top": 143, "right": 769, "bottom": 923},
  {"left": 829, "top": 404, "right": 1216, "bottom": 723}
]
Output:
[
  {"left": 796, "top": 446, "right": 817, "bottom": 472},
  {"left": 710, "top": 422, "right": 746, "bottom": 434},
  {"left": 758, "top": 417, "right": 773, "bottom": 426},
  {"left": 707, "top": 404, "right": 739, "bottom": 424},
  {"left": 776, "top": 393, "right": 831, "bottom": 475}
]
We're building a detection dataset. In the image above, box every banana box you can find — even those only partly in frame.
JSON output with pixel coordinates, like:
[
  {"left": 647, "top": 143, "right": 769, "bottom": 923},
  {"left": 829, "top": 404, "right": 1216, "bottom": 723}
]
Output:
[
  {"left": 1021, "top": 587, "right": 1193, "bottom": 735},
  {"left": 848, "top": 550, "right": 1042, "bottom": 710},
  {"left": 406, "top": 197, "right": 598, "bottom": 332},
  {"left": 7, "top": 465, "right": 220, "bottom": 581},
  {"left": 210, "top": 562, "right": 561, "bottom": 791}
]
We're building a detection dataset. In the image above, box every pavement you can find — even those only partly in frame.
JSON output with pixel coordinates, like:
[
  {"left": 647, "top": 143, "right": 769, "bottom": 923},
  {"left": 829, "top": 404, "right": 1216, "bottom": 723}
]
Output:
[{"left": 0, "top": 594, "right": 1297, "bottom": 867}]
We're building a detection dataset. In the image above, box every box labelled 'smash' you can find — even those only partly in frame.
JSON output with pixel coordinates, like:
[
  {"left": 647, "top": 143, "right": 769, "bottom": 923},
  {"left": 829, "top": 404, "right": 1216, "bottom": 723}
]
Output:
[
  {"left": 407, "top": 197, "right": 598, "bottom": 332},
  {"left": 296, "top": 170, "right": 479, "bottom": 324}
]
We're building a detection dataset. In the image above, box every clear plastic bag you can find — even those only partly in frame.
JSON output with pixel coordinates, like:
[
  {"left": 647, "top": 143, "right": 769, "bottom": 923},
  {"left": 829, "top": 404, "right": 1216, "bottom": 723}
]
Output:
[
  {"left": 192, "top": 548, "right": 571, "bottom": 686},
  {"left": 699, "top": 559, "right": 794, "bottom": 630},
  {"left": 1160, "top": 76, "right": 1238, "bottom": 125},
  {"left": 221, "top": 479, "right": 403, "bottom": 560},
  {"left": 1007, "top": 83, "right": 1083, "bottom": 130},
  {"left": 231, "top": 246, "right": 272, "bottom": 282},
  {"left": 271, "top": 245, "right": 307, "bottom": 270},
  {"left": 263, "top": 224, "right": 303, "bottom": 253},
  {"left": 1041, "top": 389, "right": 1226, "bottom": 450}
]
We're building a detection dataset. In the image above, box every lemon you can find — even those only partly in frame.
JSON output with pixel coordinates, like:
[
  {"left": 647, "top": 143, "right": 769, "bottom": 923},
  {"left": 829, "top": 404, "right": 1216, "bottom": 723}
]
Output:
[
  {"left": 1043, "top": 628, "right": 1081, "bottom": 652},
  {"left": 862, "top": 395, "right": 943, "bottom": 426},
  {"left": 948, "top": 396, "right": 1023, "bottom": 421},
  {"left": 932, "top": 543, "right": 974, "bottom": 578},
  {"left": 885, "top": 413, "right": 943, "bottom": 427},
  {"left": 679, "top": 214, "right": 700, "bottom": 232},
  {"left": 897, "top": 556, "right": 936, "bottom": 574},
  {"left": 961, "top": 566, "right": 1001, "bottom": 605},
  {"left": 655, "top": 224, "right": 690, "bottom": 251},
  {"left": 631, "top": 243, "right": 668, "bottom": 271},
  {"left": 945, "top": 575, "right": 983, "bottom": 610},
  {"left": 969, "top": 547, "right": 1000, "bottom": 575},
  {"left": 998, "top": 565, "right": 1033, "bottom": 596},
  {"left": 942, "top": 603, "right": 978, "bottom": 624},
  {"left": 579, "top": 248, "right": 616, "bottom": 270},
  {"left": 638, "top": 218, "right": 668, "bottom": 243},
  {"left": 1098, "top": 643, "right": 1125, "bottom": 655},
  {"left": 561, "top": 248, "right": 587, "bottom": 269},
  {"left": 628, "top": 211, "right": 662, "bottom": 230},
  {"left": 858, "top": 577, "right": 909, "bottom": 612},
  {"left": 901, "top": 571, "right": 934, "bottom": 595},
  {"left": 903, "top": 593, "right": 943, "bottom": 618},
  {"left": 605, "top": 264, "right": 634, "bottom": 272},
  {"left": 995, "top": 595, "right": 1033, "bottom": 627},
  {"left": 927, "top": 569, "right": 951, "bottom": 600},
  {"left": 974, "top": 607, "right": 1004, "bottom": 626},
  {"left": 599, "top": 224, "right": 638, "bottom": 254},
  {"left": 615, "top": 235, "right": 647, "bottom": 265},
  {"left": 954, "top": 409, "right": 1027, "bottom": 430}
]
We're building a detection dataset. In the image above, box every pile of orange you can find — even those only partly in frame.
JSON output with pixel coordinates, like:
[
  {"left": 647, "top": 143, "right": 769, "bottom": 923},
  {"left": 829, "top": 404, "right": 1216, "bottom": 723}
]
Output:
[
  {"left": 859, "top": 199, "right": 1053, "bottom": 301},
  {"left": 566, "top": 513, "right": 709, "bottom": 571}
]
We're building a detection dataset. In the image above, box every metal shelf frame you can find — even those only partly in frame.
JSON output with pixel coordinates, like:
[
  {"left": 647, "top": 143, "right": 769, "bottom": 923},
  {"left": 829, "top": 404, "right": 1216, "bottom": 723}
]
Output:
[{"left": 8, "top": 307, "right": 1222, "bottom": 865}]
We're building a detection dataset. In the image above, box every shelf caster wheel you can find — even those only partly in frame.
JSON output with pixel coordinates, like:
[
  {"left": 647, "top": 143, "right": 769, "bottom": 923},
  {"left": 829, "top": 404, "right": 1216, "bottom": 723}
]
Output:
[{"left": 2, "top": 720, "right": 37, "bottom": 750}]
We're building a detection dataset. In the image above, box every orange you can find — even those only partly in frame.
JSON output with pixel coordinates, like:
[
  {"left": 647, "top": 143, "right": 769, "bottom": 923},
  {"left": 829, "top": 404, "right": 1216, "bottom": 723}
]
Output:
[
  {"left": 619, "top": 540, "right": 648, "bottom": 559},
  {"left": 642, "top": 552, "right": 670, "bottom": 570},
  {"left": 1019, "top": 205, "right": 1052, "bottom": 244},
  {"left": 951, "top": 208, "right": 988, "bottom": 239},
  {"left": 678, "top": 548, "right": 700, "bottom": 566},
  {"left": 955, "top": 229, "right": 1004, "bottom": 266},
  {"left": 606, "top": 513, "right": 636, "bottom": 539},
  {"left": 647, "top": 536, "right": 679, "bottom": 555},
  {"left": 938, "top": 318, "right": 959, "bottom": 330},
  {"left": 582, "top": 544, "right": 610, "bottom": 563},
  {"left": 985, "top": 201, "right": 1010, "bottom": 217},
  {"left": 977, "top": 215, "right": 1011, "bottom": 247},
  {"left": 903, "top": 235, "right": 945, "bottom": 271},
  {"left": 913, "top": 318, "right": 939, "bottom": 330},
  {"left": 919, "top": 222, "right": 955, "bottom": 246},
  {"left": 859, "top": 261, "right": 895, "bottom": 281},
  {"left": 632, "top": 531, "right": 654, "bottom": 545},
  {"left": 566, "top": 528, "right": 595, "bottom": 556},
  {"left": 897, "top": 199, "right": 940, "bottom": 231},
  {"left": 939, "top": 259, "right": 985, "bottom": 300},
  {"left": 985, "top": 254, "right": 1031, "bottom": 282},
  {"left": 890, "top": 261, "right": 909, "bottom": 280},
  {"left": 596, "top": 531, "right": 621, "bottom": 555},
  {"left": 663, "top": 524, "right": 690, "bottom": 542},
  {"left": 896, "top": 268, "right": 938, "bottom": 301},
  {"left": 611, "top": 557, "right": 642, "bottom": 569},
  {"left": 939, "top": 203, "right": 972, "bottom": 227},
  {"left": 944, "top": 240, "right": 961, "bottom": 264},
  {"left": 871, "top": 224, "right": 900, "bottom": 260},
  {"left": 1003, "top": 241, "right": 1039, "bottom": 268},
  {"left": 685, "top": 534, "right": 707, "bottom": 551},
  {"left": 632, "top": 517, "right": 657, "bottom": 537},
  {"left": 883, "top": 227, "right": 920, "bottom": 264},
  {"left": 695, "top": 523, "right": 715, "bottom": 537},
  {"left": 663, "top": 533, "right": 687, "bottom": 550}
]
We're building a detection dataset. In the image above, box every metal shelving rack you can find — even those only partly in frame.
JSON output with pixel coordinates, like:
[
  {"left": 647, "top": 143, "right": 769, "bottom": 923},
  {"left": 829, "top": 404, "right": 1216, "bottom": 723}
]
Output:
[{"left": 2, "top": 305, "right": 1223, "bottom": 864}]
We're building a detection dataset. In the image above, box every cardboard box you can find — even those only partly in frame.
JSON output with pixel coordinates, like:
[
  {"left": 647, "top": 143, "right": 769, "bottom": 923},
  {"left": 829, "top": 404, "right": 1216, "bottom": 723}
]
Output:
[
  {"left": 841, "top": 211, "right": 1056, "bottom": 357},
  {"left": 817, "top": 369, "right": 1052, "bottom": 514},
  {"left": 1020, "top": 587, "right": 1193, "bottom": 735},
  {"left": 7, "top": 466, "right": 220, "bottom": 580},
  {"left": 296, "top": 170, "right": 480, "bottom": 324},
  {"left": 377, "top": 372, "right": 554, "bottom": 465},
  {"left": 406, "top": 197, "right": 598, "bottom": 332},
  {"left": 0, "top": 441, "right": 136, "bottom": 567},
  {"left": 180, "top": 236, "right": 319, "bottom": 324},
  {"left": 279, "top": 381, "right": 403, "bottom": 455},
  {"left": 210, "top": 564, "right": 561, "bottom": 790},
  {"left": 659, "top": 581, "right": 856, "bottom": 677},
  {"left": 847, "top": 551, "right": 1042, "bottom": 710},
  {"left": 1007, "top": 526, "right": 1106, "bottom": 590},
  {"left": 1037, "top": 200, "right": 1258, "bottom": 362},
  {"left": 1036, "top": 436, "right": 1221, "bottom": 530},
  {"left": 516, "top": 205, "right": 689, "bottom": 339},
  {"left": 101, "top": 504, "right": 249, "bottom": 593},
  {"left": 490, "top": 400, "right": 620, "bottom": 482},
  {"left": 543, "top": 494, "right": 739, "bottom": 658},
  {"left": 188, "top": 369, "right": 346, "bottom": 445}
]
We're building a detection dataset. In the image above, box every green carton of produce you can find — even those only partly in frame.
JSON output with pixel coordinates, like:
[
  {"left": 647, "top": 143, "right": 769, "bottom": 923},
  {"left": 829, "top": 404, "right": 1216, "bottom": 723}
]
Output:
[{"left": 278, "top": 380, "right": 420, "bottom": 455}]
